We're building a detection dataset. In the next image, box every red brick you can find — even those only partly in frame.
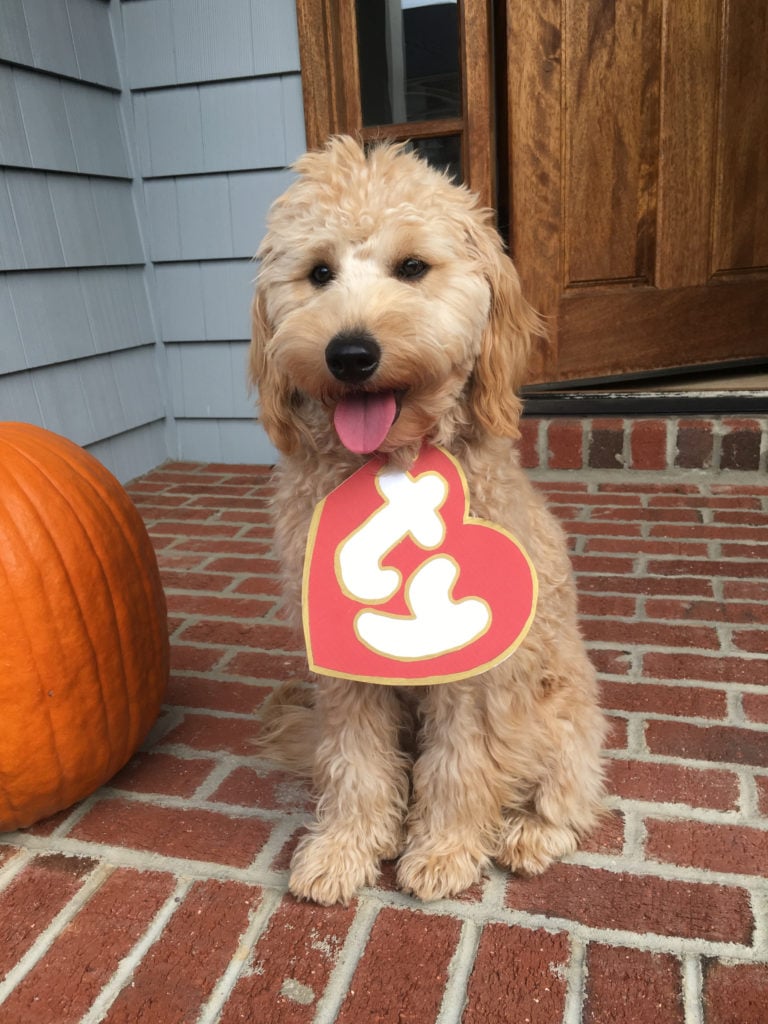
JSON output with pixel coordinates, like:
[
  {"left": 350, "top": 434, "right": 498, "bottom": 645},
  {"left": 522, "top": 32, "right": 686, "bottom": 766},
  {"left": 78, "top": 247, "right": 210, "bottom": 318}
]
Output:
[
  {"left": 646, "top": 558, "right": 768, "bottom": 579},
  {"left": 167, "top": 674, "right": 271, "bottom": 714},
  {"left": 731, "top": 629, "right": 768, "bottom": 654},
  {"left": 645, "top": 819, "right": 768, "bottom": 876},
  {"left": 141, "top": 505, "right": 212, "bottom": 522},
  {"left": 584, "top": 946, "right": 683, "bottom": 1024},
  {"left": 598, "top": 507, "right": 705, "bottom": 525},
  {"left": 211, "top": 766, "right": 313, "bottom": 811},
  {"left": 578, "top": 493, "right": 644, "bottom": 508},
  {"left": 547, "top": 419, "right": 584, "bottom": 470},
  {"left": 722, "top": 580, "right": 768, "bottom": 601},
  {"left": 648, "top": 494, "right": 761, "bottom": 510},
  {"left": 650, "top": 523, "right": 768, "bottom": 542},
  {"left": 720, "top": 423, "right": 762, "bottom": 471},
  {"left": 180, "top": 619, "right": 302, "bottom": 652},
  {"left": 645, "top": 720, "right": 768, "bottom": 768},
  {"left": 170, "top": 644, "right": 223, "bottom": 673},
  {"left": 756, "top": 776, "right": 768, "bottom": 816},
  {"left": 227, "top": 650, "right": 309, "bottom": 682},
  {"left": 0, "top": 854, "right": 96, "bottom": 977},
  {"left": 583, "top": 537, "right": 709, "bottom": 557},
  {"left": 581, "top": 810, "right": 625, "bottom": 855},
  {"left": 605, "top": 716, "right": 629, "bottom": 751},
  {"left": 206, "top": 556, "right": 279, "bottom": 574},
  {"left": 336, "top": 908, "right": 461, "bottom": 1024},
  {"left": 578, "top": 593, "right": 638, "bottom": 618},
  {"left": 70, "top": 798, "right": 271, "bottom": 867},
  {"left": 590, "top": 648, "right": 633, "bottom": 676},
  {"left": 164, "top": 593, "right": 275, "bottom": 618},
  {"left": 161, "top": 568, "right": 237, "bottom": 591},
  {"left": 589, "top": 423, "right": 625, "bottom": 470},
  {"left": 704, "top": 961, "right": 768, "bottom": 1024},
  {"left": 161, "top": 713, "right": 262, "bottom": 755},
  {"left": 742, "top": 692, "right": 768, "bottom": 723},
  {"left": 187, "top": 495, "right": 270, "bottom": 510},
  {"left": 537, "top": 480, "right": 590, "bottom": 493},
  {"left": 629, "top": 420, "right": 668, "bottom": 471},
  {"left": 721, "top": 542, "right": 768, "bottom": 561},
  {"left": 572, "top": 555, "right": 637, "bottom": 575},
  {"left": 0, "top": 869, "right": 174, "bottom": 1024},
  {"left": 599, "top": 681, "right": 727, "bottom": 719},
  {"left": 462, "top": 924, "right": 570, "bottom": 1024},
  {"left": 581, "top": 619, "right": 720, "bottom": 650},
  {"left": 642, "top": 652, "right": 766, "bottom": 686},
  {"left": 103, "top": 879, "right": 261, "bottom": 1024},
  {"left": 232, "top": 574, "right": 283, "bottom": 596},
  {"left": 174, "top": 538, "right": 272, "bottom": 556},
  {"left": 714, "top": 509, "right": 768, "bottom": 525},
  {"left": 566, "top": 520, "right": 644, "bottom": 538},
  {"left": 505, "top": 863, "right": 752, "bottom": 943},
  {"left": 675, "top": 421, "right": 714, "bottom": 470},
  {"left": 605, "top": 759, "right": 739, "bottom": 811},
  {"left": 579, "top": 574, "right": 714, "bottom": 598},
  {"left": 518, "top": 418, "right": 540, "bottom": 468},
  {"left": 219, "top": 897, "right": 356, "bottom": 1024},
  {"left": 644, "top": 598, "right": 765, "bottom": 625},
  {"left": 597, "top": 482, "right": 699, "bottom": 495},
  {"left": 149, "top": 520, "right": 243, "bottom": 538},
  {"left": 110, "top": 751, "right": 213, "bottom": 797}
]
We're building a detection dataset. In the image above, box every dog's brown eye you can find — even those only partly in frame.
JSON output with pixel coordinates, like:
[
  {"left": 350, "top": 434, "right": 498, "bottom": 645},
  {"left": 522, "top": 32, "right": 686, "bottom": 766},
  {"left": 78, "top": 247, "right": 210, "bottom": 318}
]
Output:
[
  {"left": 310, "top": 264, "right": 334, "bottom": 286},
  {"left": 396, "top": 257, "right": 428, "bottom": 281}
]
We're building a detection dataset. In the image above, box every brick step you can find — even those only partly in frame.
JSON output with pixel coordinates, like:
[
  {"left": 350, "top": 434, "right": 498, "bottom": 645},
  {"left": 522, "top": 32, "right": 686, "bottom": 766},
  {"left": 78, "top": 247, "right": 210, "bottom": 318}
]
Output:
[
  {"left": 521, "top": 416, "right": 767, "bottom": 473},
  {"left": 1, "top": 461, "right": 767, "bottom": 1023}
]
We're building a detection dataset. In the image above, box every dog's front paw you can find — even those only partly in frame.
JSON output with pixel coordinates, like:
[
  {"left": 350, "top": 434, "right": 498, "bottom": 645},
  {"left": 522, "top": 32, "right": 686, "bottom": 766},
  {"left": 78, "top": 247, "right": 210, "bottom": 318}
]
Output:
[
  {"left": 497, "top": 815, "right": 578, "bottom": 876},
  {"left": 289, "top": 832, "right": 380, "bottom": 906},
  {"left": 397, "top": 845, "right": 486, "bottom": 901}
]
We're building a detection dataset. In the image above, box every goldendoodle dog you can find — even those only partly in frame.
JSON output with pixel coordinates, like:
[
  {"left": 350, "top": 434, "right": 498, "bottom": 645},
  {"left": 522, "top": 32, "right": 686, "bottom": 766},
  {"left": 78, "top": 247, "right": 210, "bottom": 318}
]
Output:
[{"left": 250, "top": 136, "right": 606, "bottom": 905}]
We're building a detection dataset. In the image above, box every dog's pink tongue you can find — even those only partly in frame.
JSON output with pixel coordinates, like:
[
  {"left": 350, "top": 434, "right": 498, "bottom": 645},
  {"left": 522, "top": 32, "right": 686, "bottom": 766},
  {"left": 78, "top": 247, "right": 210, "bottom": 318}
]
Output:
[{"left": 334, "top": 391, "right": 397, "bottom": 454}]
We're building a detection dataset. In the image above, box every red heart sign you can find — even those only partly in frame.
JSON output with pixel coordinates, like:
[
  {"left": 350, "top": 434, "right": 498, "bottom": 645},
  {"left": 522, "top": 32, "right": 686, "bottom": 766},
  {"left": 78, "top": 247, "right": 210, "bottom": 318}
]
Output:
[{"left": 303, "top": 445, "right": 537, "bottom": 684}]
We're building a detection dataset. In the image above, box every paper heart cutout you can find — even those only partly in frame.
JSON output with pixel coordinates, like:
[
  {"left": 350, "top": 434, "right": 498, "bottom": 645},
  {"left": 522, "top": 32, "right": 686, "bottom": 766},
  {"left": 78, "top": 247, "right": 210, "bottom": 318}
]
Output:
[{"left": 303, "top": 445, "right": 537, "bottom": 685}]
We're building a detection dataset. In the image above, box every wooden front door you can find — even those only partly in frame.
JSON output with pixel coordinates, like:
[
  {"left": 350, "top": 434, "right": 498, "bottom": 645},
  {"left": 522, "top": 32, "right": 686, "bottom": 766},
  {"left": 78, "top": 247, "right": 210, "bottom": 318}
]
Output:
[{"left": 507, "top": 0, "right": 768, "bottom": 385}]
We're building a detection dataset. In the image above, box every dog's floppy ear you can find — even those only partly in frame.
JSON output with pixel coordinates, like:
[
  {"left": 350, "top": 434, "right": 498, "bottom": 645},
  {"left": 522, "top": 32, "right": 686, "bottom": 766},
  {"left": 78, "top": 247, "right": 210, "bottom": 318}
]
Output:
[
  {"left": 467, "top": 218, "right": 544, "bottom": 438},
  {"left": 249, "top": 284, "right": 302, "bottom": 455}
]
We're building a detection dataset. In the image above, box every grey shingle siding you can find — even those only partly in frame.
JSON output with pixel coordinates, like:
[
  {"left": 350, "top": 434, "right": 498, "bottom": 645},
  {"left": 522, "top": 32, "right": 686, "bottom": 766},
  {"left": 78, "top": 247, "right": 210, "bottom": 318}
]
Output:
[{"left": 0, "top": 0, "right": 301, "bottom": 479}]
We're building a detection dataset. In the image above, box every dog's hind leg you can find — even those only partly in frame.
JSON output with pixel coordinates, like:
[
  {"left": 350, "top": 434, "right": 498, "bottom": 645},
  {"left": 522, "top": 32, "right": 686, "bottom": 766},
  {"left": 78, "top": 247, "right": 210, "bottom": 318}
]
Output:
[
  {"left": 397, "top": 682, "right": 502, "bottom": 901},
  {"left": 289, "top": 678, "right": 409, "bottom": 906}
]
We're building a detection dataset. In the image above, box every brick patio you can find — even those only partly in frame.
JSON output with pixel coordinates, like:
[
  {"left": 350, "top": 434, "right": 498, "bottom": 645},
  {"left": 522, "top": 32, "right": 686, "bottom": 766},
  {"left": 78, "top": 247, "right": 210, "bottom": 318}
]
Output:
[{"left": 1, "top": 421, "right": 767, "bottom": 1023}]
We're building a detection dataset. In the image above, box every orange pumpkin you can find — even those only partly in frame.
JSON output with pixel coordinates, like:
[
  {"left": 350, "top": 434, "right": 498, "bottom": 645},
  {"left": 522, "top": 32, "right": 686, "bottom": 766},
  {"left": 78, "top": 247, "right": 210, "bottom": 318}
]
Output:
[{"left": 0, "top": 422, "right": 169, "bottom": 831}]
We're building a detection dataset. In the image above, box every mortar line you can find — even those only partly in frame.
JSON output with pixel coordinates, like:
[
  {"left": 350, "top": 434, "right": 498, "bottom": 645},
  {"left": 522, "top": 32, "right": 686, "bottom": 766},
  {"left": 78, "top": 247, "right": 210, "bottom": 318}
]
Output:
[
  {"left": 683, "top": 953, "right": 704, "bottom": 1024},
  {"left": 435, "top": 918, "right": 482, "bottom": 1024},
  {"left": 195, "top": 886, "right": 283, "bottom": 1024},
  {"left": 0, "top": 862, "right": 113, "bottom": 1006},
  {"left": 79, "top": 876, "right": 193, "bottom": 1024},
  {"left": 311, "top": 898, "right": 380, "bottom": 1024},
  {"left": 562, "top": 935, "right": 587, "bottom": 1024}
]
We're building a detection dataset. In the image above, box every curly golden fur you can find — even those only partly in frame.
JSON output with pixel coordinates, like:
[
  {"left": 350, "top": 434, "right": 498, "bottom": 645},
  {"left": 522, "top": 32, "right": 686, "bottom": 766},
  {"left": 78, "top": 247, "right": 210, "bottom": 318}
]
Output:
[{"left": 250, "top": 136, "right": 606, "bottom": 905}]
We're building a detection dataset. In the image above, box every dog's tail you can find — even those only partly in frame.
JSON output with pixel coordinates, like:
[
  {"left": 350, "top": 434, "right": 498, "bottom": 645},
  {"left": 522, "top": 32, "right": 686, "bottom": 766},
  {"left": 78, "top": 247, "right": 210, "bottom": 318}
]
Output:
[{"left": 256, "top": 681, "right": 317, "bottom": 776}]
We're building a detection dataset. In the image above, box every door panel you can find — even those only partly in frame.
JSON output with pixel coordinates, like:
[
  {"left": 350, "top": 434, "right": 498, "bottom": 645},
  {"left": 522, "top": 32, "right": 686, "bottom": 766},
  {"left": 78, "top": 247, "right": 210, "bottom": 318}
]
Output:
[{"left": 507, "top": 0, "right": 768, "bottom": 385}]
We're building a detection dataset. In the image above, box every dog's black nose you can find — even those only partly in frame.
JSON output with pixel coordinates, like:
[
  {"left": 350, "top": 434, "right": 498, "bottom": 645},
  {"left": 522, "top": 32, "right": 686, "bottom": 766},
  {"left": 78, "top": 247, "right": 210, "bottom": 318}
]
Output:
[{"left": 325, "top": 332, "right": 381, "bottom": 384}]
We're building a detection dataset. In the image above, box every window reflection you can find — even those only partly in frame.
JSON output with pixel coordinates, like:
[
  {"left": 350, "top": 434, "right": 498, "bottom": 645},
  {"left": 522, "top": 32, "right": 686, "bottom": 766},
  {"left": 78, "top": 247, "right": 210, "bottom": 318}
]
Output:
[
  {"left": 356, "top": 0, "right": 461, "bottom": 126},
  {"left": 410, "top": 135, "right": 461, "bottom": 182}
]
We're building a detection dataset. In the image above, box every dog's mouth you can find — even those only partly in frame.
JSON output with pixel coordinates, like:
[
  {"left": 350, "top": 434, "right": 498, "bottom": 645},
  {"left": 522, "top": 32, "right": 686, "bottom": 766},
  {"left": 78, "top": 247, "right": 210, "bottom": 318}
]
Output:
[{"left": 333, "top": 389, "right": 403, "bottom": 454}]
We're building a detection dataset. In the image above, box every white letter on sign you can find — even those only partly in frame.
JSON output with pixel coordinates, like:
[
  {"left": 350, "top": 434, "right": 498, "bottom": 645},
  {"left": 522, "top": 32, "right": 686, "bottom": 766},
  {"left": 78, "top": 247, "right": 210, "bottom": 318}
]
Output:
[
  {"left": 336, "top": 466, "right": 491, "bottom": 660},
  {"left": 337, "top": 469, "right": 446, "bottom": 602},
  {"left": 356, "top": 556, "right": 490, "bottom": 659}
]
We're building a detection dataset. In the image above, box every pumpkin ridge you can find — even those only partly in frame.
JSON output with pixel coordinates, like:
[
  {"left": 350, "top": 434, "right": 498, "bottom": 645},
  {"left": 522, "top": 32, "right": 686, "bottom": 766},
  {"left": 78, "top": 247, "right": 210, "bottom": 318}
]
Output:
[
  {"left": 8, "top": 431, "right": 165, "bottom": 769},
  {"left": 0, "top": 458, "right": 80, "bottom": 814},
  {"left": 0, "top": 423, "right": 169, "bottom": 830}
]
